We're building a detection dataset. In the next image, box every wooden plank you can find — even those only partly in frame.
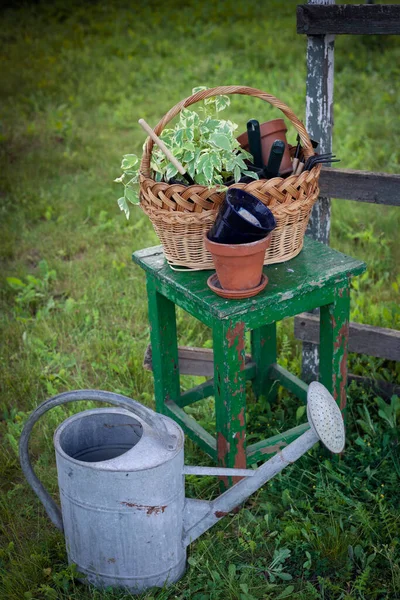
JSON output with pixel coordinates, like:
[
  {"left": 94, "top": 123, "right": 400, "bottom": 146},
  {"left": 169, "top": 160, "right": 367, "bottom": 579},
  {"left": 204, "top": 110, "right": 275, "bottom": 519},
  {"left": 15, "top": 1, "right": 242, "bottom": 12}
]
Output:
[
  {"left": 213, "top": 320, "right": 248, "bottom": 488},
  {"left": 144, "top": 344, "right": 214, "bottom": 377},
  {"left": 178, "top": 379, "right": 215, "bottom": 407},
  {"left": 348, "top": 375, "right": 400, "bottom": 400},
  {"left": 320, "top": 167, "right": 400, "bottom": 207},
  {"left": 251, "top": 324, "right": 277, "bottom": 402},
  {"left": 305, "top": 0, "right": 334, "bottom": 246},
  {"left": 295, "top": 313, "right": 400, "bottom": 361},
  {"left": 144, "top": 344, "right": 253, "bottom": 378},
  {"left": 302, "top": 0, "right": 335, "bottom": 382},
  {"left": 146, "top": 277, "right": 180, "bottom": 415},
  {"left": 319, "top": 285, "right": 350, "bottom": 413},
  {"left": 133, "top": 238, "right": 365, "bottom": 324},
  {"left": 297, "top": 4, "right": 400, "bottom": 35}
]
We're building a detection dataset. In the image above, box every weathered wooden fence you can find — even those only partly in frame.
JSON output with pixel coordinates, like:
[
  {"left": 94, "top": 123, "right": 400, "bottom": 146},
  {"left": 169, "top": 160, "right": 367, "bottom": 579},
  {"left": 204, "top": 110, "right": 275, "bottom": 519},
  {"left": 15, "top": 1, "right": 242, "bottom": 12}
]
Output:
[{"left": 296, "top": 1, "right": 400, "bottom": 391}]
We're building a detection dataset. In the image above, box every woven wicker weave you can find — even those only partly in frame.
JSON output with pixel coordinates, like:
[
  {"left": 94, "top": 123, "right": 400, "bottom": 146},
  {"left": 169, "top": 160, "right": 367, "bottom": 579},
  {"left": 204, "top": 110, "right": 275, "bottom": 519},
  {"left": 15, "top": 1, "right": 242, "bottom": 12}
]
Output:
[{"left": 139, "top": 86, "right": 321, "bottom": 269}]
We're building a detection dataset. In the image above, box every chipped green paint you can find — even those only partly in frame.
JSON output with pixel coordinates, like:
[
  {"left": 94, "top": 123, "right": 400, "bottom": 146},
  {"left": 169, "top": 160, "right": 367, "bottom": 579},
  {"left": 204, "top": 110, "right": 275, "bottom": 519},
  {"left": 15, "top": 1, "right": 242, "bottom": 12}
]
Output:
[
  {"left": 133, "top": 237, "right": 365, "bottom": 328},
  {"left": 320, "top": 285, "right": 351, "bottom": 415},
  {"left": 135, "top": 238, "right": 365, "bottom": 484},
  {"left": 226, "top": 322, "right": 246, "bottom": 371},
  {"left": 251, "top": 324, "right": 277, "bottom": 402},
  {"left": 213, "top": 320, "right": 247, "bottom": 490},
  {"left": 146, "top": 277, "right": 180, "bottom": 415}
]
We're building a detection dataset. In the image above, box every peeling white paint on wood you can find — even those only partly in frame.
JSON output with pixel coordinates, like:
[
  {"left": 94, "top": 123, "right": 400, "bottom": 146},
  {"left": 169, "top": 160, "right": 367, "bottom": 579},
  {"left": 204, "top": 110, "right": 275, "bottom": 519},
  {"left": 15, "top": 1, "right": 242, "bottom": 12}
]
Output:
[
  {"left": 302, "top": 341, "right": 319, "bottom": 383},
  {"left": 302, "top": 0, "right": 335, "bottom": 379}
]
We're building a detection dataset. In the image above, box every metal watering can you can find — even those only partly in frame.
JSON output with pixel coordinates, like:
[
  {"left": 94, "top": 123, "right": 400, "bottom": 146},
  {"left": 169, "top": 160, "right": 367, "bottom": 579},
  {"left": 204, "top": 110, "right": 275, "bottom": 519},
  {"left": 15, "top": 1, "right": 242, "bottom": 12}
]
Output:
[{"left": 20, "top": 383, "right": 345, "bottom": 593}]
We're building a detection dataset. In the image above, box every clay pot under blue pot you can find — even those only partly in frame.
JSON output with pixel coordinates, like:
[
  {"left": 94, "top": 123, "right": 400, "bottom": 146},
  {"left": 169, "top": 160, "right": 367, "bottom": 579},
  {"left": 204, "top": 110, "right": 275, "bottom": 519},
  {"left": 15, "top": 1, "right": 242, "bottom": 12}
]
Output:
[{"left": 207, "top": 188, "right": 277, "bottom": 245}]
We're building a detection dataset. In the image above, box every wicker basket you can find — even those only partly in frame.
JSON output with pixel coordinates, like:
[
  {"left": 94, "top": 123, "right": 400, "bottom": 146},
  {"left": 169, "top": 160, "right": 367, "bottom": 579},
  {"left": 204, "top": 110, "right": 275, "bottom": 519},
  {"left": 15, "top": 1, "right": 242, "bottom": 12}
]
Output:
[{"left": 139, "top": 86, "right": 321, "bottom": 269}]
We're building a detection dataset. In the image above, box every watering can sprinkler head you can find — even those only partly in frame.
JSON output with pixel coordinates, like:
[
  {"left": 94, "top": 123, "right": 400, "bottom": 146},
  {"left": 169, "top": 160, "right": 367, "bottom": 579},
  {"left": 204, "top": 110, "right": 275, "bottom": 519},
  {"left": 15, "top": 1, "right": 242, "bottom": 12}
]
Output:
[
  {"left": 307, "top": 381, "right": 345, "bottom": 454},
  {"left": 19, "top": 383, "right": 345, "bottom": 593}
]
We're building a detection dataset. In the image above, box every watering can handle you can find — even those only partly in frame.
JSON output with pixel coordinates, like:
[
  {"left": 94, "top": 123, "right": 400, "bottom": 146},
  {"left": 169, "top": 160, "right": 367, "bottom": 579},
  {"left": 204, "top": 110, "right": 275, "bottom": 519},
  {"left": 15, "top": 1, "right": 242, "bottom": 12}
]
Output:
[{"left": 19, "top": 389, "right": 177, "bottom": 532}]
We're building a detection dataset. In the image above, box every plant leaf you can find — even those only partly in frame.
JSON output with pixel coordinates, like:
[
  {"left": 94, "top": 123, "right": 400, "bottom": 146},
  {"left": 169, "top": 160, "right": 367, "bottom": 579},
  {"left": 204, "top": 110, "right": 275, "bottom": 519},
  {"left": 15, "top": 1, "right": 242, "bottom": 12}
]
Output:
[
  {"left": 276, "top": 572, "right": 293, "bottom": 581},
  {"left": 296, "top": 405, "right": 306, "bottom": 421},
  {"left": 209, "top": 133, "right": 232, "bottom": 152},
  {"left": 243, "top": 170, "right": 259, "bottom": 180},
  {"left": 215, "top": 95, "right": 230, "bottom": 112},
  {"left": 174, "top": 129, "right": 185, "bottom": 146},
  {"left": 6, "top": 277, "right": 25, "bottom": 289},
  {"left": 276, "top": 586, "right": 295, "bottom": 599},
  {"left": 234, "top": 164, "right": 241, "bottom": 182},
  {"left": 166, "top": 164, "right": 178, "bottom": 180},
  {"left": 200, "top": 119, "right": 220, "bottom": 134},
  {"left": 118, "top": 197, "right": 130, "bottom": 219},
  {"left": 121, "top": 154, "right": 138, "bottom": 170},
  {"left": 125, "top": 187, "right": 139, "bottom": 205},
  {"left": 209, "top": 152, "right": 222, "bottom": 172},
  {"left": 202, "top": 156, "right": 214, "bottom": 184},
  {"left": 192, "top": 85, "right": 208, "bottom": 94}
]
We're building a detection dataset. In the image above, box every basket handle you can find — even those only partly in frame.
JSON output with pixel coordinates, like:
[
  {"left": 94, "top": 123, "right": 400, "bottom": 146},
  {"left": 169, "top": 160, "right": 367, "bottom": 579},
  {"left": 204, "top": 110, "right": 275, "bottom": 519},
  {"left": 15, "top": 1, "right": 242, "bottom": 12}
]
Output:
[{"left": 140, "top": 85, "right": 314, "bottom": 177}]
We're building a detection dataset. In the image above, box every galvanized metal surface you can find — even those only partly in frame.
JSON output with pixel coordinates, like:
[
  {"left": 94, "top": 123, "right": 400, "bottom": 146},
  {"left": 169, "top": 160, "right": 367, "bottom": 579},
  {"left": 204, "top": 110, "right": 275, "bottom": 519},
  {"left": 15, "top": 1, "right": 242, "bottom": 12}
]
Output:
[
  {"left": 183, "top": 466, "right": 256, "bottom": 477},
  {"left": 20, "top": 384, "right": 345, "bottom": 593},
  {"left": 56, "top": 407, "right": 185, "bottom": 591},
  {"left": 19, "top": 390, "right": 178, "bottom": 532}
]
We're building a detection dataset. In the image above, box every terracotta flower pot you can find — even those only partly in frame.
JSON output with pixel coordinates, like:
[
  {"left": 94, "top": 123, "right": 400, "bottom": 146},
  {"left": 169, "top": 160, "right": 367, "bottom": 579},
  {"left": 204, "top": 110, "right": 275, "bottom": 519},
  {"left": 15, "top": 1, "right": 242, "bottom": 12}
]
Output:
[
  {"left": 237, "top": 118, "right": 292, "bottom": 176},
  {"left": 204, "top": 233, "right": 272, "bottom": 291}
]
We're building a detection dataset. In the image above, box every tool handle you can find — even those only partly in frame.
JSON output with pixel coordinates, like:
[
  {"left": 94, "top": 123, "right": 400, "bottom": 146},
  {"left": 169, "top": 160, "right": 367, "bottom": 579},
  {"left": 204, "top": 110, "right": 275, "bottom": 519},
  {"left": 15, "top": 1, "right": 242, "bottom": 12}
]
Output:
[
  {"left": 263, "top": 140, "right": 285, "bottom": 178},
  {"left": 294, "top": 161, "right": 304, "bottom": 176},
  {"left": 19, "top": 390, "right": 177, "bottom": 532},
  {"left": 246, "top": 119, "right": 263, "bottom": 168},
  {"left": 138, "top": 118, "right": 187, "bottom": 176}
]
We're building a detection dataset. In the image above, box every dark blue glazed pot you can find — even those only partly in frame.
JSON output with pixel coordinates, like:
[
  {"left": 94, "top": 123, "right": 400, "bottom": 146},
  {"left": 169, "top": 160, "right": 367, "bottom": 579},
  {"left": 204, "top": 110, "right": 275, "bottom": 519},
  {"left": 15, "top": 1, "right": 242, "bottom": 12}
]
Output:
[{"left": 207, "top": 188, "right": 276, "bottom": 245}]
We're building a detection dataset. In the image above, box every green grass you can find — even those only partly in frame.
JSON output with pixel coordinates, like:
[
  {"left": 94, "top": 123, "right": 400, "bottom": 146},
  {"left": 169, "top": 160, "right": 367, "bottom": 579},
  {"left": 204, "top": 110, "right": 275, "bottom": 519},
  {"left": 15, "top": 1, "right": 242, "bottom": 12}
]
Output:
[{"left": 0, "top": 0, "right": 399, "bottom": 598}]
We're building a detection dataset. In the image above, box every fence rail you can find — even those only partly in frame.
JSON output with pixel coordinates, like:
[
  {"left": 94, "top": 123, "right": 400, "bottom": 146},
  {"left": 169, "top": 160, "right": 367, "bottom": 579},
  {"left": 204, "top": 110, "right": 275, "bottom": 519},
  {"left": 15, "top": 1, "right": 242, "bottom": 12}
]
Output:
[
  {"left": 320, "top": 168, "right": 400, "bottom": 207},
  {"left": 294, "top": 313, "right": 400, "bottom": 362},
  {"left": 297, "top": 4, "right": 400, "bottom": 35}
]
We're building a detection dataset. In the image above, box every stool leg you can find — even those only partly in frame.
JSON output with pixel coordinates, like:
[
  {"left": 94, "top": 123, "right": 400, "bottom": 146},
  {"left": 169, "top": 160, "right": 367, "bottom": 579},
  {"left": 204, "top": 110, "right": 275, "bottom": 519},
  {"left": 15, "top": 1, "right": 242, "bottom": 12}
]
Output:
[
  {"left": 213, "top": 320, "right": 247, "bottom": 490},
  {"left": 251, "top": 323, "right": 277, "bottom": 403},
  {"left": 319, "top": 285, "right": 350, "bottom": 419},
  {"left": 146, "top": 276, "right": 180, "bottom": 415}
]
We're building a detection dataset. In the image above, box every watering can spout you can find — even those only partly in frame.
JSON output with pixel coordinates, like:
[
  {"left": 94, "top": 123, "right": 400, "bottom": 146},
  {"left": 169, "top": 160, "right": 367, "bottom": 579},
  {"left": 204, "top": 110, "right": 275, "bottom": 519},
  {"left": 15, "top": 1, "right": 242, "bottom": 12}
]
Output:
[{"left": 183, "top": 382, "right": 345, "bottom": 546}]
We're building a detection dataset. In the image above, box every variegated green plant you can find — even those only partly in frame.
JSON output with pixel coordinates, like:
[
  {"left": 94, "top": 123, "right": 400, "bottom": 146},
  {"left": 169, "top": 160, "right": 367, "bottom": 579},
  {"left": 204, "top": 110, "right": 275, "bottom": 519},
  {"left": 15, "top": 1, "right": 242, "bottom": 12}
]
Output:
[{"left": 116, "top": 88, "right": 257, "bottom": 219}]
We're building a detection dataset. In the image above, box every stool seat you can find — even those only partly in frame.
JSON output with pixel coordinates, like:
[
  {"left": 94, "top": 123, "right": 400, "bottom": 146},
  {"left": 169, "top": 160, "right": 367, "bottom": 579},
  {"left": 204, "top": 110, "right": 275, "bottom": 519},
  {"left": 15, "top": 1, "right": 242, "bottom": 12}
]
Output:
[
  {"left": 133, "top": 237, "right": 365, "bottom": 488},
  {"left": 133, "top": 237, "right": 365, "bottom": 325}
]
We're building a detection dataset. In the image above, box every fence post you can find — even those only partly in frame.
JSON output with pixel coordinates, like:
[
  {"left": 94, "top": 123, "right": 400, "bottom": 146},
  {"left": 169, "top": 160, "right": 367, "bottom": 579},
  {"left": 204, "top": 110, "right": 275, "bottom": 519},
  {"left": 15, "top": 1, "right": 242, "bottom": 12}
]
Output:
[{"left": 302, "top": 0, "right": 335, "bottom": 381}]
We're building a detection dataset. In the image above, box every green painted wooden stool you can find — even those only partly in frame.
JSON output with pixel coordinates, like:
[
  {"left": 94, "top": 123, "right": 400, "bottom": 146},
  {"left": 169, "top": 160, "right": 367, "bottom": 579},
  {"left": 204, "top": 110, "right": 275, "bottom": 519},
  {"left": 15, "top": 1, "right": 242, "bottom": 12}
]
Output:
[{"left": 133, "top": 237, "right": 365, "bottom": 485}]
